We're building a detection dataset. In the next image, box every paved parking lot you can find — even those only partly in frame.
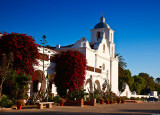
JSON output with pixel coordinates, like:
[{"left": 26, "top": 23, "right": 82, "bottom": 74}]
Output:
[{"left": 0, "top": 102, "right": 160, "bottom": 115}]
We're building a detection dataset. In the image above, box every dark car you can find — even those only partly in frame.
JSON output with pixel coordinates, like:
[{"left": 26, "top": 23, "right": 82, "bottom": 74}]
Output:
[{"left": 147, "top": 97, "right": 158, "bottom": 102}]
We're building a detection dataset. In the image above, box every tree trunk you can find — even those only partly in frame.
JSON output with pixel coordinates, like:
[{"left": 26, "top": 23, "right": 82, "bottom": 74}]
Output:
[{"left": 0, "top": 84, "right": 2, "bottom": 98}]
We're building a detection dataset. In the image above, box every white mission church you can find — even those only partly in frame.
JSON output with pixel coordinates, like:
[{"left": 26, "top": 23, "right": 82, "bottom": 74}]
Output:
[
  {"left": 29, "top": 16, "right": 158, "bottom": 98},
  {"left": 54, "top": 15, "right": 119, "bottom": 95},
  {"left": 30, "top": 16, "right": 119, "bottom": 96}
]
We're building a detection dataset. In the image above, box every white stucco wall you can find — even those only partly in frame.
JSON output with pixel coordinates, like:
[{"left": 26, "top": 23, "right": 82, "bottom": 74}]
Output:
[
  {"left": 111, "top": 58, "right": 119, "bottom": 94},
  {"left": 31, "top": 46, "right": 57, "bottom": 96},
  {"left": 119, "top": 83, "right": 158, "bottom": 98}
]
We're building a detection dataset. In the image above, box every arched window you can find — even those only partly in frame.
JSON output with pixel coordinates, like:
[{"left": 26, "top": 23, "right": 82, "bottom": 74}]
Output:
[
  {"left": 103, "top": 44, "right": 105, "bottom": 52},
  {"left": 97, "top": 31, "right": 100, "bottom": 41}
]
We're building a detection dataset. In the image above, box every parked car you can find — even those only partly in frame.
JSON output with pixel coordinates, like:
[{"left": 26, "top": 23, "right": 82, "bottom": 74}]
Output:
[{"left": 147, "top": 97, "right": 158, "bottom": 102}]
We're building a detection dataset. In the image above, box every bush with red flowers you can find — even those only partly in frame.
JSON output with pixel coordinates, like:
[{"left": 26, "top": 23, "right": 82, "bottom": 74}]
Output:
[
  {"left": 54, "top": 50, "right": 87, "bottom": 97},
  {"left": 0, "top": 32, "right": 39, "bottom": 75}
]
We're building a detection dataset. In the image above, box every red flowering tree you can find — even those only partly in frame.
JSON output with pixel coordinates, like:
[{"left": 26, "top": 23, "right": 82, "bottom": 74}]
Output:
[
  {"left": 54, "top": 50, "right": 87, "bottom": 96},
  {"left": 0, "top": 32, "right": 39, "bottom": 75}
]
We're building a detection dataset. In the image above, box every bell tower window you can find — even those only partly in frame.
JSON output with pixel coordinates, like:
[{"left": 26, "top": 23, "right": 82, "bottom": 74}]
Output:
[
  {"left": 83, "top": 43, "right": 86, "bottom": 47},
  {"left": 97, "top": 31, "right": 100, "bottom": 41}
]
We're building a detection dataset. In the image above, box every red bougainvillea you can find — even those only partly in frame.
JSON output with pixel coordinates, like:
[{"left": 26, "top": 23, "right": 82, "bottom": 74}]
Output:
[
  {"left": 0, "top": 32, "right": 39, "bottom": 75},
  {"left": 54, "top": 50, "right": 87, "bottom": 96}
]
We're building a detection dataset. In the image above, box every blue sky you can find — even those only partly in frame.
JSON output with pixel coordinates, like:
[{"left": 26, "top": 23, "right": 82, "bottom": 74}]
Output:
[{"left": 0, "top": 0, "right": 160, "bottom": 79}]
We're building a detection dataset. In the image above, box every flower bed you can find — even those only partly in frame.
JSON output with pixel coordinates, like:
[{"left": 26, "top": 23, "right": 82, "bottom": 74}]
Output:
[
  {"left": 84, "top": 98, "right": 96, "bottom": 106},
  {"left": 64, "top": 99, "right": 83, "bottom": 107},
  {"left": 84, "top": 101, "right": 90, "bottom": 105},
  {"left": 63, "top": 98, "right": 96, "bottom": 107}
]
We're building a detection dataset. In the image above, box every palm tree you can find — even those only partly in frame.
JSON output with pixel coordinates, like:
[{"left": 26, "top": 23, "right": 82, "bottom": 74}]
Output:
[{"left": 115, "top": 54, "right": 127, "bottom": 77}]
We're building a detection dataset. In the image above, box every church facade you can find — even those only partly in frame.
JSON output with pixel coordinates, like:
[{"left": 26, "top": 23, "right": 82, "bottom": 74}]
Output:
[
  {"left": 54, "top": 16, "right": 119, "bottom": 94},
  {"left": 28, "top": 16, "right": 119, "bottom": 97}
]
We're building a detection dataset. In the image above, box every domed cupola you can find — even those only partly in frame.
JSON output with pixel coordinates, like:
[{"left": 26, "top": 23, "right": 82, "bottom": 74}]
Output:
[
  {"left": 94, "top": 16, "right": 110, "bottom": 29},
  {"left": 91, "top": 14, "right": 114, "bottom": 43}
]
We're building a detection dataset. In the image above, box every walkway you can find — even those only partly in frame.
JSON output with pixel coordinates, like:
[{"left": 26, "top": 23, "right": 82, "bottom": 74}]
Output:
[{"left": 0, "top": 102, "right": 160, "bottom": 115}]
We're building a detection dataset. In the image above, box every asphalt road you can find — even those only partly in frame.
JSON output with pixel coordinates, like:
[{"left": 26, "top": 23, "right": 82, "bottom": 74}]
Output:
[{"left": 0, "top": 102, "right": 160, "bottom": 115}]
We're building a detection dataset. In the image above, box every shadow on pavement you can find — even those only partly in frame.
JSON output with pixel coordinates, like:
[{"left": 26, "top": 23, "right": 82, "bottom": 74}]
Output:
[
  {"left": 0, "top": 112, "right": 135, "bottom": 115},
  {"left": 121, "top": 109, "right": 160, "bottom": 114}
]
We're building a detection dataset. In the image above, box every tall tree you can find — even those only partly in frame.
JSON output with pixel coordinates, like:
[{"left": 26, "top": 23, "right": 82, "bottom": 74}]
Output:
[
  {"left": 155, "top": 77, "right": 160, "bottom": 84},
  {"left": 0, "top": 54, "right": 7, "bottom": 97},
  {"left": 119, "top": 69, "right": 134, "bottom": 91},
  {"left": 132, "top": 75, "right": 146, "bottom": 94},
  {"left": 115, "top": 54, "right": 127, "bottom": 78},
  {"left": 0, "top": 52, "right": 13, "bottom": 97},
  {"left": 115, "top": 54, "right": 132, "bottom": 91},
  {"left": 154, "top": 83, "right": 160, "bottom": 94},
  {"left": 138, "top": 73, "right": 155, "bottom": 94}
]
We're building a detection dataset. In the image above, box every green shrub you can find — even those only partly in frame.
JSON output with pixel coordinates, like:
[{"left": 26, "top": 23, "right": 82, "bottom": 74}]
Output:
[
  {"left": 86, "top": 98, "right": 90, "bottom": 101},
  {"left": 96, "top": 97, "right": 102, "bottom": 103},
  {"left": 144, "top": 97, "right": 147, "bottom": 100},
  {"left": 121, "top": 97, "right": 125, "bottom": 102},
  {"left": 103, "top": 91, "right": 117, "bottom": 102},
  {"left": 59, "top": 98, "right": 65, "bottom": 103},
  {"left": 96, "top": 97, "right": 100, "bottom": 103},
  {"left": 105, "top": 98, "right": 109, "bottom": 102},
  {"left": 52, "top": 96, "right": 60, "bottom": 103},
  {"left": 16, "top": 99, "right": 25, "bottom": 106},
  {"left": 25, "top": 98, "right": 35, "bottom": 105},
  {"left": 2, "top": 70, "right": 30, "bottom": 100},
  {"left": 122, "top": 96, "right": 129, "bottom": 100},
  {"left": 141, "top": 97, "right": 145, "bottom": 100},
  {"left": 130, "top": 97, "right": 135, "bottom": 100},
  {"left": 140, "top": 97, "right": 147, "bottom": 100},
  {"left": 116, "top": 97, "right": 121, "bottom": 101},
  {"left": 66, "top": 89, "right": 86, "bottom": 100},
  {"left": 0, "top": 95, "right": 13, "bottom": 108},
  {"left": 99, "top": 97, "right": 104, "bottom": 102}
]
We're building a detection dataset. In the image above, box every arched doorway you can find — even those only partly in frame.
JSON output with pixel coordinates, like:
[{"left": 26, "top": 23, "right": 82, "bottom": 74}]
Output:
[
  {"left": 94, "top": 80, "right": 101, "bottom": 90},
  {"left": 85, "top": 78, "right": 93, "bottom": 92},
  {"left": 32, "top": 70, "right": 46, "bottom": 92},
  {"left": 49, "top": 72, "right": 56, "bottom": 92},
  {"left": 102, "top": 80, "right": 107, "bottom": 91}
]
